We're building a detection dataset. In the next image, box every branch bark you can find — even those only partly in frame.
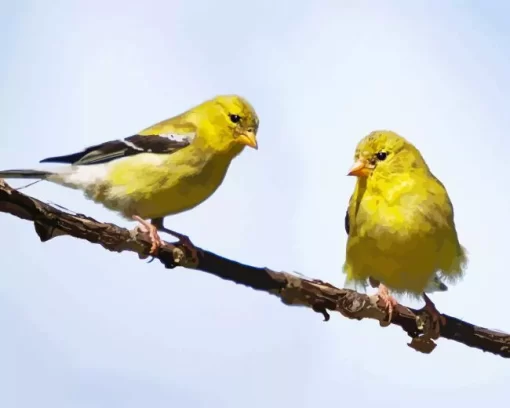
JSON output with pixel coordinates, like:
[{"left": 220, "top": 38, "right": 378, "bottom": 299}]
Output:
[{"left": 1, "top": 179, "right": 509, "bottom": 358}]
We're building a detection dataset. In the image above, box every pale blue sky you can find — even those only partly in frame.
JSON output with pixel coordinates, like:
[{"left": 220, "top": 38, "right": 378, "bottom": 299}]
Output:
[{"left": 1, "top": 1, "right": 509, "bottom": 407}]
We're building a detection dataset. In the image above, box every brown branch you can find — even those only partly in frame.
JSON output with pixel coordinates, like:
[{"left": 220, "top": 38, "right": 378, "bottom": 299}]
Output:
[{"left": 1, "top": 179, "right": 509, "bottom": 358}]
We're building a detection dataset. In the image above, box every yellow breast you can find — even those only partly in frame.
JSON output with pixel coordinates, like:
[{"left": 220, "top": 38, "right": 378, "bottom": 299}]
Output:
[
  {"left": 94, "top": 145, "right": 239, "bottom": 220},
  {"left": 344, "top": 178, "right": 461, "bottom": 295}
]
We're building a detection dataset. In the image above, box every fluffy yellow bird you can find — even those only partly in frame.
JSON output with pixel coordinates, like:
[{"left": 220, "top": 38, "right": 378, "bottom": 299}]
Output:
[
  {"left": 343, "top": 130, "right": 467, "bottom": 324},
  {"left": 0, "top": 95, "right": 259, "bottom": 255}
]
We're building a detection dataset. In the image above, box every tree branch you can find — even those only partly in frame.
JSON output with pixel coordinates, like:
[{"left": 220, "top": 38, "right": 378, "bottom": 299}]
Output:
[{"left": 1, "top": 179, "right": 509, "bottom": 358}]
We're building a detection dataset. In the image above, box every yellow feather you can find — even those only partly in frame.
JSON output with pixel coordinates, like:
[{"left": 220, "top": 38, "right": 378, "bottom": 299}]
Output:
[
  {"left": 343, "top": 130, "right": 467, "bottom": 298},
  {"left": 92, "top": 95, "right": 259, "bottom": 220},
  {"left": 0, "top": 95, "right": 260, "bottom": 228}
]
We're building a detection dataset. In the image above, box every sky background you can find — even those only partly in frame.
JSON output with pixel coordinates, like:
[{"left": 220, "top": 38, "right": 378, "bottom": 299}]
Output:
[{"left": 1, "top": 1, "right": 509, "bottom": 407}]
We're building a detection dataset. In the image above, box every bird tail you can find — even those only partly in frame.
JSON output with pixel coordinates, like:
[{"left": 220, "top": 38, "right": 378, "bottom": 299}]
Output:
[
  {"left": 424, "top": 274, "right": 449, "bottom": 293},
  {"left": 1, "top": 165, "right": 110, "bottom": 194},
  {"left": 0, "top": 169, "right": 52, "bottom": 179},
  {"left": 437, "top": 243, "right": 468, "bottom": 285}
]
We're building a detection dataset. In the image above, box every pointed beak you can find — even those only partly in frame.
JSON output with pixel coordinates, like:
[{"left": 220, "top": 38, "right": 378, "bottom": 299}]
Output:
[
  {"left": 347, "top": 159, "right": 371, "bottom": 177},
  {"left": 236, "top": 130, "right": 258, "bottom": 150}
]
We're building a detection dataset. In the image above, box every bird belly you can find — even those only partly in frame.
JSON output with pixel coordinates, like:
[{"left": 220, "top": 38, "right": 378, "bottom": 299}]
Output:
[
  {"left": 346, "top": 232, "right": 440, "bottom": 294},
  {"left": 128, "top": 174, "right": 224, "bottom": 219},
  {"left": 97, "top": 152, "right": 232, "bottom": 220},
  {"left": 345, "top": 197, "right": 445, "bottom": 295}
]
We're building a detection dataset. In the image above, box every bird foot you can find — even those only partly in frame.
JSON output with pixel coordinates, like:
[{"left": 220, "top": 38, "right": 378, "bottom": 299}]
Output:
[
  {"left": 419, "top": 293, "right": 446, "bottom": 339},
  {"left": 132, "top": 216, "right": 163, "bottom": 256},
  {"left": 377, "top": 283, "right": 398, "bottom": 325},
  {"left": 157, "top": 226, "right": 203, "bottom": 263}
]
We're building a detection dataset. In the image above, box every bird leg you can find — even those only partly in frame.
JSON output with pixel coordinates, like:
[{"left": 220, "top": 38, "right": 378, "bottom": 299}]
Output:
[
  {"left": 151, "top": 218, "right": 202, "bottom": 261},
  {"left": 420, "top": 293, "right": 447, "bottom": 338},
  {"left": 132, "top": 215, "right": 163, "bottom": 256},
  {"left": 376, "top": 283, "right": 398, "bottom": 323}
]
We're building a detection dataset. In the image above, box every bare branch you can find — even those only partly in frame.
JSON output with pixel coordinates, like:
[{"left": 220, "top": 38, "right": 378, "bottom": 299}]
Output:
[{"left": 1, "top": 179, "right": 509, "bottom": 358}]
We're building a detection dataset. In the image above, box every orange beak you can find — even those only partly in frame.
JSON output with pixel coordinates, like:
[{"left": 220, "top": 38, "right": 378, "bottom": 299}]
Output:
[
  {"left": 236, "top": 130, "right": 258, "bottom": 150},
  {"left": 347, "top": 159, "right": 371, "bottom": 177}
]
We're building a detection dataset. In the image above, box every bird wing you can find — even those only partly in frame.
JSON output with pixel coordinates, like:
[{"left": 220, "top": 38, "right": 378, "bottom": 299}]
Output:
[
  {"left": 344, "top": 207, "right": 350, "bottom": 235},
  {"left": 343, "top": 194, "right": 369, "bottom": 292},
  {"left": 345, "top": 192, "right": 357, "bottom": 235},
  {"left": 39, "top": 132, "right": 196, "bottom": 166}
]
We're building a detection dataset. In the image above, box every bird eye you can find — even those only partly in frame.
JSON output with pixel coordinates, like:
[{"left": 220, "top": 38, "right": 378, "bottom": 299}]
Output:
[
  {"left": 376, "top": 151, "right": 388, "bottom": 161},
  {"left": 229, "top": 114, "right": 241, "bottom": 123}
]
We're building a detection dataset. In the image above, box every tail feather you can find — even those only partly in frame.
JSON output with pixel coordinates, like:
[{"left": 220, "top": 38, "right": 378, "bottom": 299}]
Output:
[
  {"left": 424, "top": 274, "right": 449, "bottom": 293},
  {"left": 40, "top": 152, "right": 85, "bottom": 164},
  {"left": 0, "top": 169, "right": 51, "bottom": 179}
]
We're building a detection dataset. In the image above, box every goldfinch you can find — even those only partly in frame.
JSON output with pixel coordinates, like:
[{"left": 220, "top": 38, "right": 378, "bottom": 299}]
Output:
[
  {"left": 343, "top": 130, "right": 467, "bottom": 322},
  {"left": 0, "top": 95, "right": 259, "bottom": 255}
]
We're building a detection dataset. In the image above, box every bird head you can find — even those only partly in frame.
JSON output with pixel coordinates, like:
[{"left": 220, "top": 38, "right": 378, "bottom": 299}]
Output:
[
  {"left": 347, "top": 130, "right": 429, "bottom": 178},
  {"left": 197, "top": 95, "right": 259, "bottom": 152}
]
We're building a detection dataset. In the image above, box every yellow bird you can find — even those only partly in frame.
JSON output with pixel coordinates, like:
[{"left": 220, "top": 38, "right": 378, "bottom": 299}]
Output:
[
  {"left": 343, "top": 130, "right": 467, "bottom": 323},
  {"left": 0, "top": 95, "right": 259, "bottom": 255}
]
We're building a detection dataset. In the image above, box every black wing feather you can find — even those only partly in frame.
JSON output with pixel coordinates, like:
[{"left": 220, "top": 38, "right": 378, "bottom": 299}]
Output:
[
  {"left": 344, "top": 209, "right": 350, "bottom": 235},
  {"left": 40, "top": 134, "right": 193, "bottom": 165}
]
